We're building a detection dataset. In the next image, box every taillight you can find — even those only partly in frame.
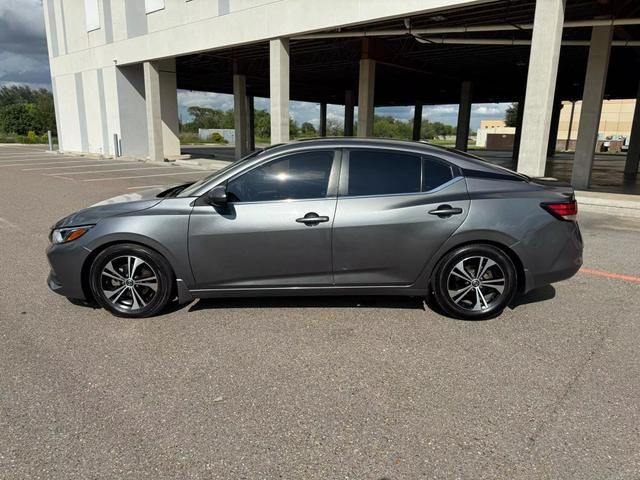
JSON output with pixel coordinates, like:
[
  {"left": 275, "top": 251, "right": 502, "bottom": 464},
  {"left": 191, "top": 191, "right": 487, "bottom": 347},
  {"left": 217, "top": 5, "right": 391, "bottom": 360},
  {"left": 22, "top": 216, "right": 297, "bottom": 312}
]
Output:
[{"left": 541, "top": 200, "right": 578, "bottom": 221}]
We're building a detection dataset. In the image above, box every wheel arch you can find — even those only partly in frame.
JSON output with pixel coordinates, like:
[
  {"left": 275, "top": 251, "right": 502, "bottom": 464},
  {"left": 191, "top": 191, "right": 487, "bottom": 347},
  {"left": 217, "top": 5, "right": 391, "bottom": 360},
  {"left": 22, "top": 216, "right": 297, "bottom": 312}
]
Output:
[
  {"left": 422, "top": 232, "right": 528, "bottom": 295},
  {"left": 80, "top": 238, "right": 180, "bottom": 303}
]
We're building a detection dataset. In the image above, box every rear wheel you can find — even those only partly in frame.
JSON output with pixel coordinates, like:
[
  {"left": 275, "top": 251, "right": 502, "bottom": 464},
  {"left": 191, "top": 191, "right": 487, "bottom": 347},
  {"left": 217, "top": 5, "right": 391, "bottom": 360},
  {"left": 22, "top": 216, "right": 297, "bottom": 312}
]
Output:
[
  {"left": 433, "top": 244, "right": 517, "bottom": 320},
  {"left": 89, "top": 244, "right": 174, "bottom": 318}
]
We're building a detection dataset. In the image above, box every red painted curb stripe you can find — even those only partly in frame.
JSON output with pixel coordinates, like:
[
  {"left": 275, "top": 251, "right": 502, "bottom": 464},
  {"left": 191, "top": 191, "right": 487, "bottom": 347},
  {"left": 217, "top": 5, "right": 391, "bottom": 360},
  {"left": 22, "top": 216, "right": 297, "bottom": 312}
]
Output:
[{"left": 580, "top": 267, "right": 640, "bottom": 283}]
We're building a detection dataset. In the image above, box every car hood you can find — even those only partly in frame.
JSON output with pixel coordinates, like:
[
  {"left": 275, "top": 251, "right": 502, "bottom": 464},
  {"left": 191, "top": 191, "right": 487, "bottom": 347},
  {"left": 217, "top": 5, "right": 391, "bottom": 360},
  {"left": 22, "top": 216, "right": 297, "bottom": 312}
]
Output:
[{"left": 52, "top": 186, "right": 169, "bottom": 229}]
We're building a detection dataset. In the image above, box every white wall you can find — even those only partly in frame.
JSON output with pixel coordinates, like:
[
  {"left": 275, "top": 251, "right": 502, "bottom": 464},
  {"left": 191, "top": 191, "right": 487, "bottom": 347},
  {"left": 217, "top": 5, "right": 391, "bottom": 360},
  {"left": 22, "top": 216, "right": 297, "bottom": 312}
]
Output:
[{"left": 43, "top": 0, "right": 486, "bottom": 156}]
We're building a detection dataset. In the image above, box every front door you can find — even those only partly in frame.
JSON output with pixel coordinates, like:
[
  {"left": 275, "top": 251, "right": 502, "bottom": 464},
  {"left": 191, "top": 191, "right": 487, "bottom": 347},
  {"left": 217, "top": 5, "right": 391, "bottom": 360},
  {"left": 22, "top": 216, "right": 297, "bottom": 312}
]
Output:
[
  {"left": 332, "top": 149, "right": 470, "bottom": 286},
  {"left": 189, "top": 150, "right": 339, "bottom": 289}
]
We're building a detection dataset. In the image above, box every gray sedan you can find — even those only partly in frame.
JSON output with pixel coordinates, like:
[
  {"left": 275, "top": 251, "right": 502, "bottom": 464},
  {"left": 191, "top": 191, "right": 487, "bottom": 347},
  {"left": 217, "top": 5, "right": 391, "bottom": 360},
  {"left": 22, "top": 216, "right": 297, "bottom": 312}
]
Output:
[{"left": 47, "top": 138, "right": 583, "bottom": 320}]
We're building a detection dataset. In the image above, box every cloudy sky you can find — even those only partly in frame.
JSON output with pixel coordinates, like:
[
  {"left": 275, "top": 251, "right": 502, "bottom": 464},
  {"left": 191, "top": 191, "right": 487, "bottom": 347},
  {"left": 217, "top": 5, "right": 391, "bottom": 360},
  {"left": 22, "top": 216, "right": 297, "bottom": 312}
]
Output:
[{"left": 1, "top": 0, "right": 508, "bottom": 129}]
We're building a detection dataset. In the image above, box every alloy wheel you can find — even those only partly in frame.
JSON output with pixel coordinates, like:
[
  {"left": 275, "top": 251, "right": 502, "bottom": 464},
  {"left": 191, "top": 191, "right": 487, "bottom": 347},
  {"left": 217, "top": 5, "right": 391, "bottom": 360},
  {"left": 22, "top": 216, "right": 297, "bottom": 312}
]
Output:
[
  {"left": 445, "top": 256, "right": 506, "bottom": 312},
  {"left": 99, "top": 255, "right": 159, "bottom": 312}
]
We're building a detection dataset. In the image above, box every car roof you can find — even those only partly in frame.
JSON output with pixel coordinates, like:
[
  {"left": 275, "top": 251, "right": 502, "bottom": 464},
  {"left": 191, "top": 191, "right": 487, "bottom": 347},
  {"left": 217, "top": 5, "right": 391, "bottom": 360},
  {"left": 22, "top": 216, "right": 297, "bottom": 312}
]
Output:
[{"left": 265, "top": 137, "right": 527, "bottom": 180}]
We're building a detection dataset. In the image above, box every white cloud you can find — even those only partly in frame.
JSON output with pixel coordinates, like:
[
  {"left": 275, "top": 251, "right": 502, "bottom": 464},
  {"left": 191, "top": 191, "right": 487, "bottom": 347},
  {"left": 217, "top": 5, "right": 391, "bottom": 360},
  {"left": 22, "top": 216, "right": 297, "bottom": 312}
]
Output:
[
  {"left": 426, "top": 105, "right": 458, "bottom": 115},
  {"left": 472, "top": 103, "right": 508, "bottom": 116}
]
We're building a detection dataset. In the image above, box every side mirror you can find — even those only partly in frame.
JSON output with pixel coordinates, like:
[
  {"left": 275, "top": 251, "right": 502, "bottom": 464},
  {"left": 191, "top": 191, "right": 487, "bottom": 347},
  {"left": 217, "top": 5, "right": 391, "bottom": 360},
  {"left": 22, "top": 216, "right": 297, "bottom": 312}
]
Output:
[{"left": 207, "top": 185, "right": 228, "bottom": 206}]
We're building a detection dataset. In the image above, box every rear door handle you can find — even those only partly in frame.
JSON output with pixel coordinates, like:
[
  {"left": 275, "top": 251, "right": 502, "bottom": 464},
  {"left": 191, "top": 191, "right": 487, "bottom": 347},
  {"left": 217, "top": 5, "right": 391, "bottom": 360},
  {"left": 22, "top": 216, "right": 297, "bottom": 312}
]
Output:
[
  {"left": 428, "top": 205, "right": 463, "bottom": 217},
  {"left": 296, "top": 212, "right": 330, "bottom": 225}
]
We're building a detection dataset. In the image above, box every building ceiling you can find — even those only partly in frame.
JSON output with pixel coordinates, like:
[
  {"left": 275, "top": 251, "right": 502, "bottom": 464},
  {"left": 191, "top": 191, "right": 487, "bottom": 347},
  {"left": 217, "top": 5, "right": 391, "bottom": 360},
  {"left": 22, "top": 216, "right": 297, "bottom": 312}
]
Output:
[{"left": 176, "top": 0, "right": 640, "bottom": 106}]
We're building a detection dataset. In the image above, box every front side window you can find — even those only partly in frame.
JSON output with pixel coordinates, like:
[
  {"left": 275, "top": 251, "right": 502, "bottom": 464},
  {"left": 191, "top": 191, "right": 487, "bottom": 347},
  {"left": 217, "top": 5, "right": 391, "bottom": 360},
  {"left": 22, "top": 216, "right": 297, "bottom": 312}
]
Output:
[
  {"left": 226, "top": 151, "right": 334, "bottom": 203},
  {"left": 347, "top": 150, "right": 421, "bottom": 196}
]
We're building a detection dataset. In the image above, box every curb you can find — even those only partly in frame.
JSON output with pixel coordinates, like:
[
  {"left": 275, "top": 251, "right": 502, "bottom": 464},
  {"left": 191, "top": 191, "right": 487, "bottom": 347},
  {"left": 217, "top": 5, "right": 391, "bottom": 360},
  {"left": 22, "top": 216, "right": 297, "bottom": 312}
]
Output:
[{"left": 576, "top": 191, "right": 640, "bottom": 218}]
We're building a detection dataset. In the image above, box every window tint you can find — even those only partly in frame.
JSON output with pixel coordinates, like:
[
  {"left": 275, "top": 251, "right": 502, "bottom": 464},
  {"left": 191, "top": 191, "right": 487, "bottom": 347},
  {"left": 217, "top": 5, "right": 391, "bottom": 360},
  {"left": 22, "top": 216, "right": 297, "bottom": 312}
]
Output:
[
  {"left": 226, "top": 151, "right": 334, "bottom": 202},
  {"left": 422, "top": 157, "right": 455, "bottom": 191},
  {"left": 347, "top": 150, "right": 421, "bottom": 196}
]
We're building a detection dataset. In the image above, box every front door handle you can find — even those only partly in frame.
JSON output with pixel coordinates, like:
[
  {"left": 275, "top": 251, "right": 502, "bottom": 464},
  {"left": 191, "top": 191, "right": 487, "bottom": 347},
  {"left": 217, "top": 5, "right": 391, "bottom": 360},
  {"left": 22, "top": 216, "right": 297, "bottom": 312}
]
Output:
[
  {"left": 428, "top": 205, "right": 463, "bottom": 218},
  {"left": 296, "top": 212, "right": 330, "bottom": 225}
]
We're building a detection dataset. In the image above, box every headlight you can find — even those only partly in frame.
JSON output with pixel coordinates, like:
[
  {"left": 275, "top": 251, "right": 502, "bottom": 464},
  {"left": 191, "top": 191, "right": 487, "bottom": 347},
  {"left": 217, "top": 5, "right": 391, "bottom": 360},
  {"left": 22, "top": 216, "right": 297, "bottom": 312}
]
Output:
[{"left": 50, "top": 226, "right": 93, "bottom": 244}]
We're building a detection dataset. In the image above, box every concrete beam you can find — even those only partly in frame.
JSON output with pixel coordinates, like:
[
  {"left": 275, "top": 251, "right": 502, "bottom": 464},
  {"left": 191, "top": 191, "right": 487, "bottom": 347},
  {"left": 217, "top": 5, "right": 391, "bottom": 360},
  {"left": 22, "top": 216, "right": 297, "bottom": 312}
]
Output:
[
  {"left": 344, "top": 90, "right": 355, "bottom": 136},
  {"left": 455, "top": 81, "right": 472, "bottom": 151},
  {"left": 412, "top": 102, "right": 422, "bottom": 141},
  {"left": 517, "top": 0, "right": 565, "bottom": 177},
  {"left": 357, "top": 58, "right": 375, "bottom": 137},
  {"left": 143, "top": 61, "right": 164, "bottom": 162},
  {"left": 269, "top": 38, "right": 290, "bottom": 144},
  {"left": 319, "top": 102, "right": 327, "bottom": 137},
  {"left": 572, "top": 25, "right": 614, "bottom": 189},
  {"left": 624, "top": 81, "right": 640, "bottom": 177},
  {"left": 233, "top": 73, "right": 249, "bottom": 159}
]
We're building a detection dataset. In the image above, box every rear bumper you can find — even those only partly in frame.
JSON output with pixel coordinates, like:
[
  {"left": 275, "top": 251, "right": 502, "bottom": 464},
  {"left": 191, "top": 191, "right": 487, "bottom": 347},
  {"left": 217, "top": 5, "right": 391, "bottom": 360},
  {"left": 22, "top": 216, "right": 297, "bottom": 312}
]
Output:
[{"left": 520, "top": 221, "right": 583, "bottom": 292}]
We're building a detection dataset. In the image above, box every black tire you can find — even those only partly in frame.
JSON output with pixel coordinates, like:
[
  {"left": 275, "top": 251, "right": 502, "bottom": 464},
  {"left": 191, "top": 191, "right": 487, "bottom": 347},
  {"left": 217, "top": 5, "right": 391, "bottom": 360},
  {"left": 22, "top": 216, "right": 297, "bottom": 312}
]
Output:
[
  {"left": 432, "top": 244, "right": 517, "bottom": 320},
  {"left": 89, "top": 243, "right": 174, "bottom": 318}
]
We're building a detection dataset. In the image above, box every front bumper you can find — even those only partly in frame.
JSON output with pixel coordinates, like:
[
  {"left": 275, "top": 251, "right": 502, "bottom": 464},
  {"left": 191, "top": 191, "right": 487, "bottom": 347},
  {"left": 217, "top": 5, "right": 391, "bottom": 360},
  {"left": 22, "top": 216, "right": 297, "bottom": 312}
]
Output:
[{"left": 46, "top": 241, "right": 92, "bottom": 300}]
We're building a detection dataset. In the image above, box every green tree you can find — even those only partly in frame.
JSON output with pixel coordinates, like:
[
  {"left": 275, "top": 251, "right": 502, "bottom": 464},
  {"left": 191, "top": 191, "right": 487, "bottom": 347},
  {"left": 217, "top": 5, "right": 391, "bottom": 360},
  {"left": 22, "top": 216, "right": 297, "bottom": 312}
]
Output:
[
  {"left": 373, "top": 115, "right": 412, "bottom": 139},
  {"left": 300, "top": 122, "right": 317, "bottom": 136},
  {"left": 0, "top": 85, "right": 57, "bottom": 135},
  {"left": 505, "top": 103, "right": 519, "bottom": 127},
  {"left": 253, "top": 109, "right": 271, "bottom": 139},
  {"left": 289, "top": 118, "right": 300, "bottom": 137},
  {"left": 0, "top": 103, "right": 38, "bottom": 135},
  {"left": 326, "top": 118, "right": 344, "bottom": 136}
]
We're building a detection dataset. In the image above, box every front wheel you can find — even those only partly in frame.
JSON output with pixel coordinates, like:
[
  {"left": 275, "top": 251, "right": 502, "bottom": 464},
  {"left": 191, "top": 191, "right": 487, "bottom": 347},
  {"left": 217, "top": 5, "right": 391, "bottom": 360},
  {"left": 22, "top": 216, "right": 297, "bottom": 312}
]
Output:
[
  {"left": 433, "top": 244, "right": 517, "bottom": 320},
  {"left": 89, "top": 244, "right": 174, "bottom": 318}
]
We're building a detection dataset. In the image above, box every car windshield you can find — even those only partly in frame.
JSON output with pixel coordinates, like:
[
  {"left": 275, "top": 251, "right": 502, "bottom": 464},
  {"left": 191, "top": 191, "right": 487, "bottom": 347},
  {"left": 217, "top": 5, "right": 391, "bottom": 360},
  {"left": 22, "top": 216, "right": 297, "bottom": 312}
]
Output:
[{"left": 177, "top": 148, "right": 272, "bottom": 197}]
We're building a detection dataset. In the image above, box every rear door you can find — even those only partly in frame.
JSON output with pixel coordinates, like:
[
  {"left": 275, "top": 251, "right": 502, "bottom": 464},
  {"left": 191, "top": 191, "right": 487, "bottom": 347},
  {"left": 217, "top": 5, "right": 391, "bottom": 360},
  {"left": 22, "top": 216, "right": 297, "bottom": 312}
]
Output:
[
  {"left": 188, "top": 149, "right": 340, "bottom": 289},
  {"left": 332, "top": 148, "right": 470, "bottom": 286}
]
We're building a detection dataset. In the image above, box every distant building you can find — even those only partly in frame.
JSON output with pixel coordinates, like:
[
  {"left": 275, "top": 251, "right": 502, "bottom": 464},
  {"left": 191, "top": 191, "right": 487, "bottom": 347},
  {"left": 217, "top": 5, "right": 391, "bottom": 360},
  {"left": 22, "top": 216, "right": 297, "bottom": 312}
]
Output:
[
  {"left": 476, "top": 120, "right": 515, "bottom": 149},
  {"left": 557, "top": 99, "right": 636, "bottom": 152}
]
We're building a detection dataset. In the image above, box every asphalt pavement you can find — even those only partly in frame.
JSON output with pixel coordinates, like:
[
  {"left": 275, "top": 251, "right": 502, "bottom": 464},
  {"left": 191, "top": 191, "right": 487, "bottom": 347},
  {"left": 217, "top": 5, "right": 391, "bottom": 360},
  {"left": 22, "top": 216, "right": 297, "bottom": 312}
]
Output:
[{"left": 1, "top": 145, "right": 639, "bottom": 479}]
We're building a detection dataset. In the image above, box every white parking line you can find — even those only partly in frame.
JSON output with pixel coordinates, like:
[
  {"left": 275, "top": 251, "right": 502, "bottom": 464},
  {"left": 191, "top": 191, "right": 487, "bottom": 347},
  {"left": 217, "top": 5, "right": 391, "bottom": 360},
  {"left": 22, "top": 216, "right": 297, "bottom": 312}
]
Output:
[
  {"left": 83, "top": 171, "right": 204, "bottom": 181},
  {"left": 25, "top": 162, "right": 142, "bottom": 171},
  {"left": 0, "top": 159, "right": 106, "bottom": 168},
  {"left": 44, "top": 166, "right": 173, "bottom": 175},
  {"left": 0, "top": 151, "right": 55, "bottom": 156},
  {"left": 0, "top": 156, "right": 57, "bottom": 163},
  {"left": 127, "top": 185, "right": 164, "bottom": 190}
]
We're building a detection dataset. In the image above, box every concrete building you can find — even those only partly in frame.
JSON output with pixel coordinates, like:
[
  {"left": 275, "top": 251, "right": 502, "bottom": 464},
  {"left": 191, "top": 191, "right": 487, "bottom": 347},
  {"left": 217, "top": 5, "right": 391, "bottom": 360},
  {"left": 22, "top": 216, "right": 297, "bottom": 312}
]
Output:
[
  {"left": 558, "top": 99, "right": 636, "bottom": 152},
  {"left": 475, "top": 120, "right": 516, "bottom": 148},
  {"left": 43, "top": 0, "right": 640, "bottom": 189}
]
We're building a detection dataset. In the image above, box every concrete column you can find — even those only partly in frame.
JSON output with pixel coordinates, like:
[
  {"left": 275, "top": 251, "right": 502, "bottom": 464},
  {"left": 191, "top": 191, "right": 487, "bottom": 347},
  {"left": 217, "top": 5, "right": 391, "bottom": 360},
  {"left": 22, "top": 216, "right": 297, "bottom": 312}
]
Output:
[
  {"left": 412, "top": 102, "right": 423, "bottom": 141},
  {"left": 269, "top": 38, "right": 290, "bottom": 144},
  {"left": 248, "top": 95, "right": 256, "bottom": 151},
  {"left": 565, "top": 101, "right": 576, "bottom": 151},
  {"left": 624, "top": 83, "right": 640, "bottom": 177},
  {"left": 143, "top": 61, "right": 164, "bottom": 162},
  {"left": 517, "top": 0, "right": 565, "bottom": 177},
  {"left": 571, "top": 25, "right": 614, "bottom": 189},
  {"left": 344, "top": 90, "right": 355, "bottom": 136},
  {"left": 455, "top": 81, "right": 472, "bottom": 151},
  {"left": 512, "top": 98, "right": 525, "bottom": 163},
  {"left": 233, "top": 73, "right": 249, "bottom": 159},
  {"left": 357, "top": 58, "right": 375, "bottom": 137},
  {"left": 319, "top": 102, "right": 327, "bottom": 137},
  {"left": 547, "top": 100, "right": 563, "bottom": 157},
  {"left": 158, "top": 59, "right": 180, "bottom": 158}
]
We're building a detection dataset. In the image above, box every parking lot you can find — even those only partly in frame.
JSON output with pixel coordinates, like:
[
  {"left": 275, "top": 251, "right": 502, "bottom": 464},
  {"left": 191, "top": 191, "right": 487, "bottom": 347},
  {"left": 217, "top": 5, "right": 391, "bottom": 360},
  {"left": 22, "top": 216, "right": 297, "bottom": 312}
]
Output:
[{"left": 1, "top": 144, "right": 639, "bottom": 479}]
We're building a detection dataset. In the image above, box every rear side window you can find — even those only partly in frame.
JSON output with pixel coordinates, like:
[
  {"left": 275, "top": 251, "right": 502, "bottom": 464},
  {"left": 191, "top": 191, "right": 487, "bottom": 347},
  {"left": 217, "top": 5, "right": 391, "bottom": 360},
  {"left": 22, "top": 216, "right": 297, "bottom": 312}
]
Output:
[
  {"left": 422, "top": 157, "right": 454, "bottom": 191},
  {"left": 347, "top": 150, "right": 421, "bottom": 196}
]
